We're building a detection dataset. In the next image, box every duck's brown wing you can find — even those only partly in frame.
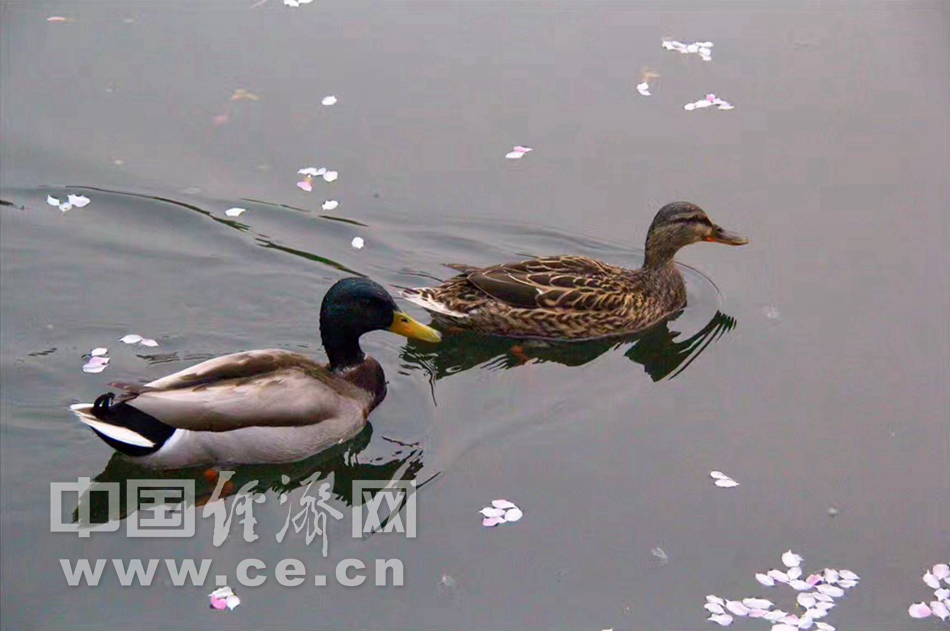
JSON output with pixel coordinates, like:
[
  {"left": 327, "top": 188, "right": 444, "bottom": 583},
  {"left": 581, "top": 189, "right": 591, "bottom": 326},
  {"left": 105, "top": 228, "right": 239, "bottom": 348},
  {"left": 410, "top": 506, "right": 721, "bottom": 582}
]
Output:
[{"left": 466, "top": 257, "right": 633, "bottom": 311}]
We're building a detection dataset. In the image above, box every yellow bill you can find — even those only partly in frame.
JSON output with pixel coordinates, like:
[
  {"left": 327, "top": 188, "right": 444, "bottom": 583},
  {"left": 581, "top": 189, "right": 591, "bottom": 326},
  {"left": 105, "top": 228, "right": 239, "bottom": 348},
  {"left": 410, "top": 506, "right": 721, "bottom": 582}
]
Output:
[{"left": 390, "top": 311, "right": 442, "bottom": 343}]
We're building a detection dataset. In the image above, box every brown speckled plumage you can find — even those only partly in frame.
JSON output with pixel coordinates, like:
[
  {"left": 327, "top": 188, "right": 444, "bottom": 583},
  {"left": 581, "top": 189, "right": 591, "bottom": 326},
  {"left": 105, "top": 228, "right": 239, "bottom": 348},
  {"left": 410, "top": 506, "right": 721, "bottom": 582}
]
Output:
[{"left": 402, "top": 202, "right": 747, "bottom": 340}]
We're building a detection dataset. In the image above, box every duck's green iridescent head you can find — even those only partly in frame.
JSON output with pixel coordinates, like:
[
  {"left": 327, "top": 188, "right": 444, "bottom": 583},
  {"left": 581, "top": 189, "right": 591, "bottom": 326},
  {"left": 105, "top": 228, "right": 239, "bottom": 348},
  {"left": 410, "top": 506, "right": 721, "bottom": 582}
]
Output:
[
  {"left": 643, "top": 201, "right": 748, "bottom": 268},
  {"left": 320, "top": 277, "right": 441, "bottom": 370}
]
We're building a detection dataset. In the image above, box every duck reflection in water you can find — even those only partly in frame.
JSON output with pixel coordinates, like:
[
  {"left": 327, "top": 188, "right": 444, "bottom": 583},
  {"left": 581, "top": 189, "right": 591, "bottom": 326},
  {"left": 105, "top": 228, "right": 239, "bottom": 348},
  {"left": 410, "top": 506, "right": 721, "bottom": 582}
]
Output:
[
  {"left": 71, "top": 424, "right": 426, "bottom": 528},
  {"left": 399, "top": 309, "right": 737, "bottom": 382}
]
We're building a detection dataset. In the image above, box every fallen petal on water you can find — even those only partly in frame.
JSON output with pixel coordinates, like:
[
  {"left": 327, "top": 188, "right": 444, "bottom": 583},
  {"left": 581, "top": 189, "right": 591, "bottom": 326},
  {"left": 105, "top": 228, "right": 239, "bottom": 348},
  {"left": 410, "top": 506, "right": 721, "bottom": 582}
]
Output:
[
  {"left": 837, "top": 579, "right": 857, "bottom": 588},
  {"left": 788, "top": 567, "right": 803, "bottom": 580},
  {"left": 90, "top": 347, "right": 108, "bottom": 357},
  {"left": 297, "top": 180, "right": 314, "bottom": 192},
  {"left": 769, "top": 569, "right": 790, "bottom": 583},
  {"left": 298, "top": 167, "right": 320, "bottom": 176},
  {"left": 789, "top": 580, "right": 813, "bottom": 591},
  {"left": 935, "top": 588, "right": 950, "bottom": 601},
  {"left": 67, "top": 194, "right": 91, "bottom": 207},
  {"left": 322, "top": 200, "right": 339, "bottom": 211},
  {"left": 225, "top": 594, "right": 240, "bottom": 610},
  {"left": 637, "top": 82, "right": 651, "bottom": 96},
  {"left": 323, "top": 171, "right": 338, "bottom": 182},
  {"left": 321, "top": 95, "right": 337, "bottom": 106},
  {"left": 708, "top": 613, "right": 733, "bottom": 626},
  {"left": 503, "top": 507, "right": 523, "bottom": 523},
  {"left": 59, "top": 203, "right": 73, "bottom": 212},
  {"left": 797, "top": 594, "right": 816, "bottom": 609},
  {"left": 351, "top": 237, "right": 364, "bottom": 249},
  {"left": 931, "top": 601, "right": 949, "bottom": 621},
  {"left": 707, "top": 595, "right": 726, "bottom": 606},
  {"left": 814, "top": 623, "right": 835, "bottom": 631},
  {"left": 225, "top": 207, "right": 246, "bottom": 217},
  {"left": 482, "top": 516, "right": 505, "bottom": 527},
  {"left": 924, "top": 571, "right": 942, "bottom": 590},
  {"left": 210, "top": 597, "right": 228, "bottom": 610},
  {"left": 823, "top": 569, "right": 839, "bottom": 584},
  {"left": 479, "top": 507, "right": 504, "bottom": 517},
  {"left": 934, "top": 564, "right": 950, "bottom": 580},
  {"left": 651, "top": 547, "right": 668, "bottom": 564},
  {"left": 492, "top": 499, "right": 517, "bottom": 509},
  {"left": 47, "top": 195, "right": 60, "bottom": 206},
  {"left": 743, "top": 598, "right": 773, "bottom": 610},
  {"left": 908, "top": 602, "right": 932, "bottom": 619},
  {"left": 757, "top": 573, "right": 776, "bottom": 586},
  {"left": 783, "top": 550, "right": 803, "bottom": 568},
  {"left": 725, "top": 600, "right": 750, "bottom": 616},
  {"left": 140, "top": 338, "right": 158, "bottom": 347},
  {"left": 806, "top": 573, "right": 823, "bottom": 585},
  {"left": 705, "top": 603, "right": 725, "bottom": 614},
  {"left": 120, "top": 334, "right": 143, "bottom": 344},
  {"left": 771, "top": 624, "right": 797, "bottom": 631},
  {"left": 505, "top": 151, "right": 525, "bottom": 159},
  {"left": 816, "top": 584, "right": 843, "bottom": 598},
  {"left": 714, "top": 478, "right": 739, "bottom": 488},
  {"left": 837, "top": 570, "right": 859, "bottom": 581}
]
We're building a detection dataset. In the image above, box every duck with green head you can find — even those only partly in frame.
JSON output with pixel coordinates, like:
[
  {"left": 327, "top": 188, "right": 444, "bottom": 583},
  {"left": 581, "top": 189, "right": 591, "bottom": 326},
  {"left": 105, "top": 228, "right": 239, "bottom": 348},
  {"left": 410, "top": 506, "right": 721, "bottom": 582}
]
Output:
[
  {"left": 71, "top": 278, "right": 441, "bottom": 469},
  {"left": 402, "top": 201, "right": 748, "bottom": 340}
]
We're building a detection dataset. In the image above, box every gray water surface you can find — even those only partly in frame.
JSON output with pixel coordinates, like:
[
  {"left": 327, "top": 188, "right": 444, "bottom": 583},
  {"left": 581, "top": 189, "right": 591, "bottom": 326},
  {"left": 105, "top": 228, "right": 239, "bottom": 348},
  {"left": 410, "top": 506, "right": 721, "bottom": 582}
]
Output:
[{"left": 1, "top": 2, "right": 948, "bottom": 630}]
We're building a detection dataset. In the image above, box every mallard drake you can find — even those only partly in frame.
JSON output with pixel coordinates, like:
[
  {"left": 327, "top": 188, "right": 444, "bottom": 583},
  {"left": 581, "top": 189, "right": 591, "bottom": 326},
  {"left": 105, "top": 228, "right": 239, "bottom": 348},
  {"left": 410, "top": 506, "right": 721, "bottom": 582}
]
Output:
[
  {"left": 401, "top": 202, "right": 747, "bottom": 340},
  {"left": 70, "top": 278, "right": 441, "bottom": 469}
]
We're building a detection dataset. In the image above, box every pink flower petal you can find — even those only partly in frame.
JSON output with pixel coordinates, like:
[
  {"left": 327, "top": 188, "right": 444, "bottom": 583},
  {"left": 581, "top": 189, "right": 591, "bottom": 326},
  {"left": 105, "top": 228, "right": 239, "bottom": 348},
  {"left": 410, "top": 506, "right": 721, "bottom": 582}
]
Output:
[
  {"left": 513, "top": 146, "right": 532, "bottom": 153},
  {"left": 297, "top": 180, "right": 313, "bottom": 192},
  {"left": 492, "top": 499, "right": 517, "bottom": 509},
  {"left": 934, "top": 564, "right": 950, "bottom": 580},
  {"left": 479, "top": 507, "right": 504, "bottom": 518},
  {"left": 806, "top": 573, "right": 823, "bottom": 585},
  {"left": 482, "top": 516, "right": 505, "bottom": 527},
  {"left": 210, "top": 597, "right": 228, "bottom": 610},
  {"left": 908, "top": 602, "right": 932, "bottom": 619}
]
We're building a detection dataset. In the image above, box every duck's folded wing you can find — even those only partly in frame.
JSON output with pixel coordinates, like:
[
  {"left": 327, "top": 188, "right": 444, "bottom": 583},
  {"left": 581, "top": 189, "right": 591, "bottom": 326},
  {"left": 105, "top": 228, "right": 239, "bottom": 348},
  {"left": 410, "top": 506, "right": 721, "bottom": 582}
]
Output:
[
  {"left": 129, "top": 368, "right": 364, "bottom": 432},
  {"left": 144, "top": 349, "right": 318, "bottom": 390},
  {"left": 468, "top": 265, "right": 632, "bottom": 311}
]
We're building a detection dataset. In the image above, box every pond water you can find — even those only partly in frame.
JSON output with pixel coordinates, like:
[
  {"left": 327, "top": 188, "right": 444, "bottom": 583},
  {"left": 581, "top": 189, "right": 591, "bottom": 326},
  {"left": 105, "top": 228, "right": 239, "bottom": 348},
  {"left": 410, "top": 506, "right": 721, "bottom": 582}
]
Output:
[{"left": 1, "top": 2, "right": 947, "bottom": 629}]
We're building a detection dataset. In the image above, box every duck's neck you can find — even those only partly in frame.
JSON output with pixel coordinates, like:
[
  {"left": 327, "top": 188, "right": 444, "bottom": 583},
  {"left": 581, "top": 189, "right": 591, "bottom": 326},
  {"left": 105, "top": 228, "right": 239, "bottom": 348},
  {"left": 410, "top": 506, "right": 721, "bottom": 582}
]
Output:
[
  {"left": 323, "top": 333, "right": 366, "bottom": 372},
  {"left": 642, "top": 242, "right": 679, "bottom": 269}
]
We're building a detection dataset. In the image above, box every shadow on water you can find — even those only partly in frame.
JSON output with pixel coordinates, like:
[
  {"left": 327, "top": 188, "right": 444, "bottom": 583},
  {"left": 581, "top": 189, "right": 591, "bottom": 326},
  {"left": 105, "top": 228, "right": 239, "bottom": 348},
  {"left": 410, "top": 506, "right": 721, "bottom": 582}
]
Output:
[
  {"left": 71, "top": 424, "right": 427, "bottom": 527},
  {"left": 399, "top": 309, "right": 737, "bottom": 382}
]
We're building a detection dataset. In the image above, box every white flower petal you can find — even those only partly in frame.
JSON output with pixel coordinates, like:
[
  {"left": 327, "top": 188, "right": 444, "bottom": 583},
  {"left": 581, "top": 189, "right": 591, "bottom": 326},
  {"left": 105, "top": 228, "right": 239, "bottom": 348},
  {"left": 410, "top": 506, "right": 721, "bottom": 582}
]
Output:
[
  {"left": 782, "top": 550, "right": 803, "bottom": 568},
  {"left": 714, "top": 478, "right": 739, "bottom": 488},
  {"left": 707, "top": 595, "right": 725, "bottom": 606},
  {"left": 725, "top": 600, "right": 750, "bottom": 616},
  {"left": 743, "top": 598, "right": 773, "bottom": 610},
  {"left": 503, "top": 507, "right": 523, "bottom": 522},
  {"left": 684, "top": 102, "right": 696, "bottom": 111},
  {"left": 225, "top": 207, "right": 246, "bottom": 217},
  {"left": 837, "top": 570, "right": 858, "bottom": 581},
  {"left": 908, "top": 602, "right": 932, "bottom": 619},
  {"left": 768, "top": 569, "right": 790, "bottom": 583},
  {"left": 823, "top": 569, "right": 839, "bottom": 584},
  {"left": 813, "top": 593, "right": 834, "bottom": 603},
  {"left": 298, "top": 167, "right": 320, "bottom": 176},
  {"left": 323, "top": 171, "right": 338, "bottom": 182},
  {"left": 771, "top": 624, "right": 797, "bottom": 631},
  {"left": 209, "top": 586, "right": 233, "bottom": 599},
  {"left": 815, "top": 623, "right": 835, "bottom": 631},
  {"left": 482, "top": 516, "right": 505, "bottom": 527},
  {"left": 139, "top": 338, "right": 158, "bottom": 347},
  {"left": 351, "top": 237, "right": 364, "bottom": 249},
  {"left": 492, "top": 499, "right": 517, "bottom": 509},
  {"left": 705, "top": 603, "right": 725, "bottom": 614},
  {"left": 479, "top": 507, "right": 504, "bottom": 517},
  {"left": 120, "top": 334, "right": 143, "bottom": 344},
  {"left": 788, "top": 566, "right": 803, "bottom": 580},
  {"left": 789, "top": 580, "right": 813, "bottom": 591},
  {"left": 709, "top": 471, "right": 727, "bottom": 479},
  {"left": 59, "top": 203, "right": 73, "bottom": 212},
  {"left": 931, "top": 601, "right": 949, "bottom": 621},
  {"left": 47, "top": 195, "right": 60, "bottom": 206},
  {"left": 798, "top": 615, "right": 814, "bottom": 630},
  {"left": 225, "top": 594, "right": 240, "bottom": 610},
  {"left": 797, "top": 594, "right": 816, "bottom": 609},
  {"left": 637, "top": 82, "right": 651, "bottom": 96},
  {"left": 935, "top": 588, "right": 950, "bottom": 601},
  {"left": 67, "top": 194, "right": 90, "bottom": 207},
  {"left": 837, "top": 579, "right": 857, "bottom": 588},
  {"left": 708, "top": 613, "right": 733, "bottom": 626},
  {"left": 90, "top": 347, "right": 108, "bottom": 357},
  {"left": 816, "top": 584, "right": 843, "bottom": 598},
  {"left": 756, "top": 573, "right": 776, "bottom": 586},
  {"left": 764, "top": 610, "right": 787, "bottom": 622},
  {"left": 82, "top": 357, "right": 110, "bottom": 373},
  {"left": 505, "top": 151, "right": 525, "bottom": 159},
  {"left": 322, "top": 200, "right": 339, "bottom": 211},
  {"left": 924, "top": 571, "right": 942, "bottom": 589},
  {"left": 934, "top": 564, "right": 950, "bottom": 580},
  {"left": 315, "top": 167, "right": 327, "bottom": 176},
  {"left": 321, "top": 95, "right": 337, "bottom": 106}
]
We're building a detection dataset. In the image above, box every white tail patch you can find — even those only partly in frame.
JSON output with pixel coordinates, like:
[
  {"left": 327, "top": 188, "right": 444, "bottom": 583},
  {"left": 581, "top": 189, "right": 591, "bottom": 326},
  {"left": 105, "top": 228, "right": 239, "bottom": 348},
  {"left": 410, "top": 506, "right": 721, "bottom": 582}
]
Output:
[
  {"left": 70, "top": 403, "right": 155, "bottom": 448},
  {"left": 401, "top": 289, "right": 469, "bottom": 318}
]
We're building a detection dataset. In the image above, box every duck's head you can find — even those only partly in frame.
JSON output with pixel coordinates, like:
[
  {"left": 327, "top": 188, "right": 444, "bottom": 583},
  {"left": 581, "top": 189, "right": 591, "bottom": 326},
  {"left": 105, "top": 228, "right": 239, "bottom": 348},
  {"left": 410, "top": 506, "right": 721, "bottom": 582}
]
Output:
[
  {"left": 643, "top": 201, "right": 748, "bottom": 268},
  {"left": 320, "top": 277, "right": 441, "bottom": 370}
]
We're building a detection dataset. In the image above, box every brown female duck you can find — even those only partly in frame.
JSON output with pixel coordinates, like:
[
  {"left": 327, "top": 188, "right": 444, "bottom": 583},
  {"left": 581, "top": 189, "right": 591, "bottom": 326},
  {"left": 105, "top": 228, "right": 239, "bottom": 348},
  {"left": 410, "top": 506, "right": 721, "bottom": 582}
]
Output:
[{"left": 402, "top": 202, "right": 747, "bottom": 340}]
